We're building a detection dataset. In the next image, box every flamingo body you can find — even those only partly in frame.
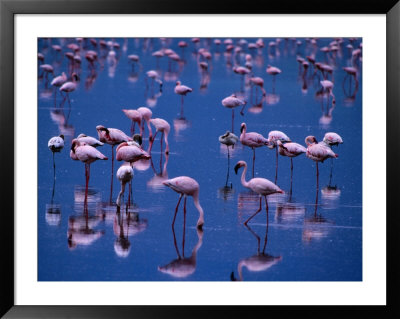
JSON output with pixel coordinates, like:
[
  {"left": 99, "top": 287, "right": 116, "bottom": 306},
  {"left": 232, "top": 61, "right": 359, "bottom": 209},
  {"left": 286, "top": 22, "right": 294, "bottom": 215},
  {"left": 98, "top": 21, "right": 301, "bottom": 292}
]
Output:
[
  {"left": 116, "top": 143, "right": 150, "bottom": 163},
  {"left": 277, "top": 140, "right": 306, "bottom": 157},
  {"left": 174, "top": 81, "right": 193, "bottom": 96},
  {"left": 77, "top": 134, "right": 104, "bottom": 147},
  {"left": 96, "top": 125, "right": 132, "bottom": 145},
  {"left": 240, "top": 123, "right": 269, "bottom": 149},
  {"left": 48, "top": 135, "right": 65, "bottom": 152}
]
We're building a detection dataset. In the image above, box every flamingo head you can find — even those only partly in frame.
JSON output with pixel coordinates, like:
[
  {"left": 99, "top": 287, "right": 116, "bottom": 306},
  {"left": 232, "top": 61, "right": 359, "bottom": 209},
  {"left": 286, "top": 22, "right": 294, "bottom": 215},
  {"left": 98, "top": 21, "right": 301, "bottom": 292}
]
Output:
[
  {"left": 240, "top": 123, "right": 246, "bottom": 134},
  {"left": 234, "top": 160, "right": 246, "bottom": 174},
  {"left": 305, "top": 135, "right": 318, "bottom": 146},
  {"left": 176, "top": 80, "right": 181, "bottom": 86},
  {"left": 96, "top": 125, "right": 110, "bottom": 135},
  {"left": 71, "top": 72, "right": 79, "bottom": 82},
  {"left": 70, "top": 138, "right": 81, "bottom": 153},
  {"left": 132, "top": 134, "right": 142, "bottom": 146}
]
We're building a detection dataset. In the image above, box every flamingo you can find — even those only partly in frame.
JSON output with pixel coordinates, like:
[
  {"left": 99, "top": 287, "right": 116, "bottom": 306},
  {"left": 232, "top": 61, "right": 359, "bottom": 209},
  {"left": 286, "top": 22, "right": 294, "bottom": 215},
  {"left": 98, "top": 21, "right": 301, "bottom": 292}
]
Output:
[
  {"left": 267, "top": 130, "right": 291, "bottom": 183},
  {"left": 240, "top": 122, "right": 269, "bottom": 178},
  {"left": 148, "top": 118, "right": 170, "bottom": 155},
  {"left": 116, "top": 141, "right": 151, "bottom": 164},
  {"left": 234, "top": 160, "right": 284, "bottom": 225},
  {"left": 266, "top": 65, "right": 281, "bottom": 89},
  {"left": 76, "top": 133, "right": 104, "bottom": 147},
  {"left": 122, "top": 109, "right": 143, "bottom": 136},
  {"left": 137, "top": 106, "right": 153, "bottom": 141},
  {"left": 59, "top": 73, "right": 79, "bottom": 107},
  {"left": 277, "top": 140, "right": 306, "bottom": 195},
  {"left": 222, "top": 94, "right": 247, "bottom": 133},
  {"left": 96, "top": 125, "right": 132, "bottom": 202},
  {"left": 233, "top": 66, "right": 250, "bottom": 91},
  {"left": 146, "top": 70, "right": 163, "bottom": 92},
  {"left": 48, "top": 134, "right": 64, "bottom": 181},
  {"left": 219, "top": 131, "right": 239, "bottom": 187},
  {"left": 115, "top": 164, "right": 134, "bottom": 208},
  {"left": 249, "top": 77, "right": 267, "bottom": 101},
  {"left": 70, "top": 139, "right": 108, "bottom": 202},
  {"left": 174, "top": 81, "right": 193, "bottom": 117},
  {"left": 320, "top": 132, "right": 343, "bottom": 185},
  {"left": 50, "top": 72, "right": 67, "bottom": 105},
  {"left": 305, "top": 136, "right": 338, "bottom": 191},
  {"left": 163, "top": 176, "right": 204, "bottom": 230}
]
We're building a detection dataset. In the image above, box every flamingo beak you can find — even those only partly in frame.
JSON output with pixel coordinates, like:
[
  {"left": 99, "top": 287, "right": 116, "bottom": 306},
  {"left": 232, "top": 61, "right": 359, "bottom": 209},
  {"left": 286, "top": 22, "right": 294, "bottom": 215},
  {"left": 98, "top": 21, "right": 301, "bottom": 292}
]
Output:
[{"left": 234, "top": 163, "right": 241, "bottom": 175}]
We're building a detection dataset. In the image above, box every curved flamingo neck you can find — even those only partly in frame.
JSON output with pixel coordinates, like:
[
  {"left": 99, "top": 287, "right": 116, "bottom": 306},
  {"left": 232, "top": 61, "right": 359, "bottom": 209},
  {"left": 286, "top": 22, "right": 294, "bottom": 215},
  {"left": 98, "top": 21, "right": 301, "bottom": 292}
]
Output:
[
  {"left": 237, "top": 261, "right": 245, "bottom": 281},
  {"left": 240, "top": 163, "right": 250, "bottom": 188},
  {"left": 193, "top": 191, "right": 204, "bottom": 228}
]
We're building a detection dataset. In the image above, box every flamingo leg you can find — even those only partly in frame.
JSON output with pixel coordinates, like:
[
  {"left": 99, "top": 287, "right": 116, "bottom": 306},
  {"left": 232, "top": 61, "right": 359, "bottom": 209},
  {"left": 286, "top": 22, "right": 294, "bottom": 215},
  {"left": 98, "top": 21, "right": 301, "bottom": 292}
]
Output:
[
  {"left": 84, "top": 163, "right": 90, "bottom": 205},
  {"left": 160, "top": 132, "right": 164, "bottom": 154},
  {"left": 225, "top": 145, "right": 230, "bottom": 187},
  {"left": 231, "top": 109, "right": 234, "bottom": 133},
  {"left": 109, "top": 145, "right": 115, "bottom": 203},
  {"left": 290, "top": 158, "right": 293, "bottom": 200},
  {"left": 275, "top": 147, "right": 278, "bottom": 184},
  {"left": 182, "top": 196, "right": 187, "bottom": 258},
  {"left": 252, "top": 148, "right": 255, "bottom": 178},
  {"left": 52, "top": 152, "right": 56, "bottom": 181},
  {"left": 244, "top": 196, "right": 262, "bottom": 225},
  {"left": 262, "top": 196, "right": 269, "bottom": 254},
  {"left": 172, "top": 193, "right": 183, "bottom": 229}
]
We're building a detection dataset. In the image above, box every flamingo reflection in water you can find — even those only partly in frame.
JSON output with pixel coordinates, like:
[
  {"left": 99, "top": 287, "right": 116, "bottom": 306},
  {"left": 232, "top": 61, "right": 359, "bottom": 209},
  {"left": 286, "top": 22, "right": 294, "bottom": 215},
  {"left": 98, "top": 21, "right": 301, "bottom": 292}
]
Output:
[
  {"left": 158, "top": 228, "right": 203, "bottom": 279},
  {"left": 147, "top": 153, "right": 169, "bottom": 192},
  {"left": 113, "top": 209, "right": 147, "bottom": 258},
  {"left": 231, "top": 224, "right": 282, "bottom": 281}
]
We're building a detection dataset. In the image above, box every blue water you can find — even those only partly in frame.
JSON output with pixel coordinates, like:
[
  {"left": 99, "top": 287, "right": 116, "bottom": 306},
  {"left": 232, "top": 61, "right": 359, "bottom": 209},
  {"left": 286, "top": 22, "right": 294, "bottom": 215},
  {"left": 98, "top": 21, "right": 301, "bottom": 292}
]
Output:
[{"left": 38, "top": 38, "right": 362, "bottom": 281}]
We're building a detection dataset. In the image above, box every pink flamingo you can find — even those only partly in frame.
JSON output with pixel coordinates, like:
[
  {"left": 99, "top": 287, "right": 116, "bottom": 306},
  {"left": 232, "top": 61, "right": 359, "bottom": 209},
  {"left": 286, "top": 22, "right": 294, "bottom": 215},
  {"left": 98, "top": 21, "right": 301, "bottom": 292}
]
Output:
[
  {"left": 115, "top": 163, "right": 134, "bottom": 208},
  {"left": 240, "top": 123, "right": 269, "bottom": 178},
  {"left": 267, "top": 130, "right": 291, "bottom": 183},
  {"left": 116, "top": 141, "right": 151, "bottom": 164},
  {"left": 96, "top": 125, "right": 132, "bottom": 203},
  {"left": 122, "top": 109, "right": 143, "bottom": 135},
  {"left": 277, "top": 140, "right": 306, "bottom": 195},
  {"left": 163, "top": 176, "right": 204, "bottom": 230},
  {"left": 59, "top": 73, "right": 79, "bottom": 107},
  {"left": 266, "top": 65, "right": 281, "bottom": 90},
  {"left": 233, "top": 66, "right": 250, "bottom": 91},
  {"left": 76, "top": 133, "right": 104, "bottom": 147},
  {"left": 70, "top": 139, "right": 108, "bottom": 203},
  {"left": 50, "top": 72, "right": 67, "bottom": 106},
  {"left": 48, "top": 134, "right": 65, "bottom": 181},
  {"left": 137, "top": 106, "right": 153, "bottom": 141},
  {"left": 222, "top": 94, "right": 247, "bottom": 133},
  {"left": 174, "top": 81, "right": 193, "bottom": 117},
  {"left": 146, "top": 70, "right": 163, "bottom": 92},
  {"left": 305, "top": 135, "right": 338, "bottom": 191},
  {"left": 148, "top": 118, "right": 170, "bottom": 155},
  {"left": 234, "top": 160, "right": 284, "bottom": 225},
  {"left": 249, "top": 77, "right": 267, "bottom": 103}
]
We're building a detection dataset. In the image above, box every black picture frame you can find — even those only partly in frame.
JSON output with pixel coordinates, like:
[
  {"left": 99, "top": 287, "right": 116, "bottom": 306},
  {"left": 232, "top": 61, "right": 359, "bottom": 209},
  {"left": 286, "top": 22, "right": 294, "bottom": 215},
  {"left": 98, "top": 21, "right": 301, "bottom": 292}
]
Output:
[{"left": 1, "top": 0, "right": 399, "bottom": 317}]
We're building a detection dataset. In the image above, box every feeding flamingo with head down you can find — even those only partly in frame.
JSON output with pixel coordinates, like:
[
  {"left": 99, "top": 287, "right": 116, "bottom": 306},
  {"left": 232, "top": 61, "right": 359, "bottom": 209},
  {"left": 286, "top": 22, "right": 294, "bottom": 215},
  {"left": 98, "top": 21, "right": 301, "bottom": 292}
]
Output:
[
  {"left": 163, "top": 176, "right": 204, "bottom": 230},
  {"left": 148, "top": 118, "right": 170, "bottom": 155},
  {"left": 137, "top": 106, "right": 153, "bottom": 141},
  {"left": 234, "top": 160, "right": 284, "bottom": 225},
  {"left": 122, "top": 109, "right": 143, "bottom": 136}
]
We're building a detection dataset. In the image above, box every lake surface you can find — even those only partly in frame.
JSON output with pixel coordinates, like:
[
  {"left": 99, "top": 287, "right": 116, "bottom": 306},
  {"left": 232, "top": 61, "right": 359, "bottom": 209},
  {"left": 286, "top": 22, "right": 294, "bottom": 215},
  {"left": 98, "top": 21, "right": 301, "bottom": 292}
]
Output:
[{"left": 38, "top": 37, "right": 362, "bottom": 281}]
